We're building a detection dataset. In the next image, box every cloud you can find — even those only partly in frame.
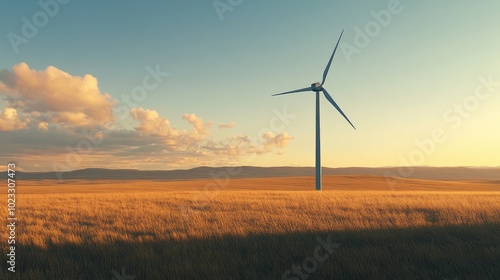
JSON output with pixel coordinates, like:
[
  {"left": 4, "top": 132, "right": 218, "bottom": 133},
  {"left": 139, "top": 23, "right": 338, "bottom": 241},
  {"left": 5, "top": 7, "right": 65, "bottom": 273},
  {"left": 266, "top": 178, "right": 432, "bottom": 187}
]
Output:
[
  {"left": 37, "top": 121, "right": 49, "bottom": 131},
  {"left": 219, "top": 122, "right": 235, "bottom": 129},
  {"left": 0, "top": 107, "right": 30, "bottom": 131},
  {"left": 183, "top": 113, "right": 213, "bottom": 139},
  {"left": 130, "top": 108, "right": 216, "bottom": 150},
  {"left": 130, "top": 107, "right": 170, "bottom": 137},
  {"left": 0, "top": 63, "right": 115, "bottom": 128},
  {"left": 225, "top": 132, "right": 293, "bottom": 155},
  {"left": 0, "top": 63, "right": 295, "bottom": 171},
  {"left": 1, "top": 115, "right": 294, "bottom": 171},
  {"left": 130, "top": 107, "right": 292, "bottom": 156},
  {"left": 261, "top": 131, "right": 294, "bottom": 155}
]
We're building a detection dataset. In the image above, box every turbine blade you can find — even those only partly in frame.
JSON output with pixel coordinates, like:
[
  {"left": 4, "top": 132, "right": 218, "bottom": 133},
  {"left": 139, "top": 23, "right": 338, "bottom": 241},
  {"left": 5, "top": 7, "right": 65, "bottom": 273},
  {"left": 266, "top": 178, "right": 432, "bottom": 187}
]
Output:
[
  {"left": 272, "top": 87, "right": 312, "bottom": 96},
  {"left": 321, "top": 29, "right": 344, "bottom": 85},
  {"left": 322, "top": 88, "right": 356, "bottom": 130}
]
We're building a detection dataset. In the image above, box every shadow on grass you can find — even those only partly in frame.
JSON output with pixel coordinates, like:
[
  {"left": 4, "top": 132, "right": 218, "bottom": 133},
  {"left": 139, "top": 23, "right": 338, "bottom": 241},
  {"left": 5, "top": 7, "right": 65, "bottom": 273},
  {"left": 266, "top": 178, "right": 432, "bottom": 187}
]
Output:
[{"left": 3, "top": 223, "right": 500, "bottom": 280}]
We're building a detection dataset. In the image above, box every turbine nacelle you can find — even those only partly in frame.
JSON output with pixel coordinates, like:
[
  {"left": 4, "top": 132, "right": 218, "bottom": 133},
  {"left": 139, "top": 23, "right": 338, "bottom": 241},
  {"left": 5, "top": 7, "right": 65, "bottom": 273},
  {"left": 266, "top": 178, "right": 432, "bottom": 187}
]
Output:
[{"left": 311, "top": 82, "right": 323, "bottom": 92}]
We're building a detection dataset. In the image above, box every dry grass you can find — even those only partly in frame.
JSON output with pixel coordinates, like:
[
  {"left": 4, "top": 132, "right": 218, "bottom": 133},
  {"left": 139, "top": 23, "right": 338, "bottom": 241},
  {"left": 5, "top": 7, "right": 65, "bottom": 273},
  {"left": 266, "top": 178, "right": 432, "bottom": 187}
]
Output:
[
  {"left": 1, "top": 176, "right": 500, "bottom": 279},
  {"left": 14, "top": 175, "right": 500, "bottom": 193}
]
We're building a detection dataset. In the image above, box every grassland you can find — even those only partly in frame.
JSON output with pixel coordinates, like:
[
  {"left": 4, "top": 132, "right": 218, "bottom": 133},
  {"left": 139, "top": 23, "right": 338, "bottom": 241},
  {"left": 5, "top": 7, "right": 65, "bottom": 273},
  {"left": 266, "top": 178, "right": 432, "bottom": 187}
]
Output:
[{"left": 1, "top": 176, "right": 500, "bottom": 279}]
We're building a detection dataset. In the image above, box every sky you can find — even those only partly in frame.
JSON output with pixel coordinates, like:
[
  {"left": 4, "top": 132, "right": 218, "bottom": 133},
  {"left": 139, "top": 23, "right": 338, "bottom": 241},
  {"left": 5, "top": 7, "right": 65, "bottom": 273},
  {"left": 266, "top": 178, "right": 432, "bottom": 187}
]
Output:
[{"left": 1, "top": 0, "right": 499, "bottom": 172}]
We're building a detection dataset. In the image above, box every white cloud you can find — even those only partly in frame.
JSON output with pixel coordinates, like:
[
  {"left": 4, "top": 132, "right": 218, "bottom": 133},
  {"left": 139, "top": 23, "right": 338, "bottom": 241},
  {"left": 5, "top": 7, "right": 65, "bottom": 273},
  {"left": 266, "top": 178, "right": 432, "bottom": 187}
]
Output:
[
  {"left": 219, "top": 122, "right": 236, "bottom": 129},
  {"left": 0, "top": 63, "right": 115, "bottom": 128},
  {"left": 130, "top": 108, "right": 215, "bottom": 150},
  {"left": 130, "top": 107, "right": 170, "bottom": 137},
  {"left": 0, "top": 107, "right": 30, "bottom": 131},
  {"left": 37, "top": 121, "right": 49, "bottom": 131},
  {"left": 261, "top": 131, "right": 294, "bottom": 155}
]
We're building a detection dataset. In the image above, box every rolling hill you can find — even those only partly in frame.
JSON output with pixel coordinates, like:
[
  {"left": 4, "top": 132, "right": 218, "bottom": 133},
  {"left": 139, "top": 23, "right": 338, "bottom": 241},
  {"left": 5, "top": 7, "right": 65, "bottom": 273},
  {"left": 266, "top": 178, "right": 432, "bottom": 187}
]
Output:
[{"left": 4, "top": 166, "right": 500, "bottom": 181}]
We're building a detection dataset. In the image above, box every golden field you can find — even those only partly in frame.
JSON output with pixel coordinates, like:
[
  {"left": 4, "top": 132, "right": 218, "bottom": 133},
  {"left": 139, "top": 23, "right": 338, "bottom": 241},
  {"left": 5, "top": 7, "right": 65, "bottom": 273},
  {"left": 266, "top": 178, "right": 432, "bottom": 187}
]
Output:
[{"left": 2, "top": 175, "right": 500, "bottom": 279}]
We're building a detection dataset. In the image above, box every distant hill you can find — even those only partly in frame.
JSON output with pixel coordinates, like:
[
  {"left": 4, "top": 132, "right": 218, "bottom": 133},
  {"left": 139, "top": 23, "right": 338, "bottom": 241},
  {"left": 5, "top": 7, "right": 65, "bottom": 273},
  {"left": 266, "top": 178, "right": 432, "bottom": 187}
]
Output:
[{"left": 3, "top": 166, "right": 500, "bottom": 181}]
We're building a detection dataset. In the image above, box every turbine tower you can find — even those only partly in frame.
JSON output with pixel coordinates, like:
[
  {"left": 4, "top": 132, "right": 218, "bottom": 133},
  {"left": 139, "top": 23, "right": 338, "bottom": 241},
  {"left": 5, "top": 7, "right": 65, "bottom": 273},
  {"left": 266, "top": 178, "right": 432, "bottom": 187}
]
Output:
[{"left": 272, "top": 29, "right": 356, "bottom": 191}]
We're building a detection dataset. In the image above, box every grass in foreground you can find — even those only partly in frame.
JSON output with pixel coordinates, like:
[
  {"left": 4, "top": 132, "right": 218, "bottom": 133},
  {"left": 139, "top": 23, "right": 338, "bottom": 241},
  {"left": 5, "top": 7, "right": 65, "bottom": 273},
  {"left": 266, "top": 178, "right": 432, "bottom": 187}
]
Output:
[{"left": 1, "top": 176, "right": 499, "bottom": 279}]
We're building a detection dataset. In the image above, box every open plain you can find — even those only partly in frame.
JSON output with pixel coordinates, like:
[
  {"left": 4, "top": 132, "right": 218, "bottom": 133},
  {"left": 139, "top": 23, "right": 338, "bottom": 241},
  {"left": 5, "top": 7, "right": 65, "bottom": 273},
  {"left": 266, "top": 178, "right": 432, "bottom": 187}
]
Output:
[{"left": 2, "top": 175, "right": 500, "bottom": 279}]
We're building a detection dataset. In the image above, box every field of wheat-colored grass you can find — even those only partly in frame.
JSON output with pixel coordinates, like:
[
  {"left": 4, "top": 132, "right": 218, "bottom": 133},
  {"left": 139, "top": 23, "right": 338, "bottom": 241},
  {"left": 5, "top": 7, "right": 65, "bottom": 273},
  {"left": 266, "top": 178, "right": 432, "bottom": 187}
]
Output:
[{"left": 2, "top": 176, "right": 500, "bottom": 279}]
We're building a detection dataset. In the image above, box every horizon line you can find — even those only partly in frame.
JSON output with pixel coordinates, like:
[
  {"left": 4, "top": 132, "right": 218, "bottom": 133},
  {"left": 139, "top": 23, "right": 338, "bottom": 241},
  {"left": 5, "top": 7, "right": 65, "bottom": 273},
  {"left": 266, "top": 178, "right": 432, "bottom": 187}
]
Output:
[{"left": 7, "top": 165, "right": 500, "bottom": 173}]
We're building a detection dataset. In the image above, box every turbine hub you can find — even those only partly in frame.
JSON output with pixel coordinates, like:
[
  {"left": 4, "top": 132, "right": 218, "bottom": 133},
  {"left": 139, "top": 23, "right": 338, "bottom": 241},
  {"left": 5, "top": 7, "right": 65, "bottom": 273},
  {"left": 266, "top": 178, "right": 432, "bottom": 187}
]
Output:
[{"left": 311, "top": 82, "right": 323, "bottom": 92}]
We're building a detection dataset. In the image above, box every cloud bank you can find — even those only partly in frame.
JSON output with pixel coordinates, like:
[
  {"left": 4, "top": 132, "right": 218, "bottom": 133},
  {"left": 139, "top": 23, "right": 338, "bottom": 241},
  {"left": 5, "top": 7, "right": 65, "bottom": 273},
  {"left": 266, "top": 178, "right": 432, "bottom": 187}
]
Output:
[{"left": 0, "top": 63, "right": 294, "bottom": 171}]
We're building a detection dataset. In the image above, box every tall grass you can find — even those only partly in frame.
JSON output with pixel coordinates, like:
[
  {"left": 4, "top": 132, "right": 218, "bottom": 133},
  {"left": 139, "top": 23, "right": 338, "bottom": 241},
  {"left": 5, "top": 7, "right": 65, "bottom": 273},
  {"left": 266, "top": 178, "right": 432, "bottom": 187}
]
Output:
[{"left": 1, "top": 177, "right": 499, "bottom": 279}]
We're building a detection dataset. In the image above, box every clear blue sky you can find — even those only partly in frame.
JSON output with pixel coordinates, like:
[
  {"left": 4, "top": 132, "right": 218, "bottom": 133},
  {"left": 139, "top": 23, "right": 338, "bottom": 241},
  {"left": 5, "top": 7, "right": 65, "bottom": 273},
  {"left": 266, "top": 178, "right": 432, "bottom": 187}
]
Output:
[{"left": 1, "top": 1, "right": 499, "bottom": 171}]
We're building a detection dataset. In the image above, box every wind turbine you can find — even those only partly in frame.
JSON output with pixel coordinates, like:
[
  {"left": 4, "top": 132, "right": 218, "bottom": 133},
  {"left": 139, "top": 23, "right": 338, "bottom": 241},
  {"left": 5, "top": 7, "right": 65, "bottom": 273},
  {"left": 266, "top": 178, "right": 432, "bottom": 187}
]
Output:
[{"left": 272, "top": 29, "right": 356, "bottom": 191}]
